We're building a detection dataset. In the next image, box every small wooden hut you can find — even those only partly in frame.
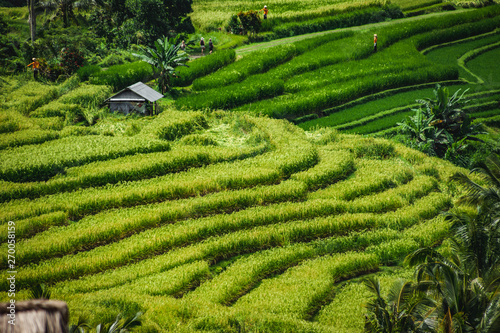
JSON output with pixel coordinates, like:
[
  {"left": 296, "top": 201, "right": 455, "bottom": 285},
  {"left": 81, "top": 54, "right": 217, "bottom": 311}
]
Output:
[
  {"left": 0, "top": 299, "right": 69, "bottom": 333},
  {"left": 105, "top": 82, "right": 163, "bottom": 115}
]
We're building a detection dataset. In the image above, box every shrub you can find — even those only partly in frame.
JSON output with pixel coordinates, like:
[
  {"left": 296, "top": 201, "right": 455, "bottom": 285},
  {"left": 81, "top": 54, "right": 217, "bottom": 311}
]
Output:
[
  {"left": 237, "top": 10, "right": 262, "bottom": 34},
  {"left": 59, "top": 47, "right": 85, "bottom": 75}
]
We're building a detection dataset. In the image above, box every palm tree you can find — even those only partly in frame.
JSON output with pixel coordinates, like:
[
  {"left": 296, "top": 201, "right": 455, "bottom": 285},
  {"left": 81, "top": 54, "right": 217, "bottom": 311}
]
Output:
[
  {"left": 403, "top": 155, "right": 500, "bottom": 332},
  {"left": 364, "top": 276, "right": 436, "bottom": 332},
  {"left": 133, "top": 36, "right": 189, "bottom": 94},
  {"left": 451, "top": 154, "right": 500, "bottom": 220},
  {"left": 405, "top": 246, "right": 500, "bottom": 333}
]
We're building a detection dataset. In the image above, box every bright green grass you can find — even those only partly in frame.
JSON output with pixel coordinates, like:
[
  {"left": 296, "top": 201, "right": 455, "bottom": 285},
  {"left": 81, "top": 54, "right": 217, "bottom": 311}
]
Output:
[
  {"left": 425, "top": 32, "right": 500, "bottom": 82},
  {"left": 300, "top": 84, "right": 499, "bottom": 131},
  {"left": 397, "top": 0, "right": 442, "bottom": 10},
  {"left": 315, "top": 266, "right": 414, "bottom": 330},
  {"left": 344, "top": 110, "right": 414, "bottom": 134},
  {"left": 473, "top": 109, "right": 500, "bottom": 119},
  {"left": 466, "top": 46, "right": 500, "bottom": 85},
  {"left": 343, "top": 90, "right": 500, "bottom": 135},
  {"left": 299, "top": 84, "right": 469, "bottom": 130}
]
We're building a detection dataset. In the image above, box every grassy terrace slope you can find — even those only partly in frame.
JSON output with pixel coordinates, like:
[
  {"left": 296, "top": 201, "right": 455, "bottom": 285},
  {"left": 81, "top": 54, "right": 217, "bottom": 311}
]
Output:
[
  {"left": 177, "top": 5, "right": 500, "bottom": 130},
  {"left": 0, "top": 100, "right": 470, "bottom": 331}
]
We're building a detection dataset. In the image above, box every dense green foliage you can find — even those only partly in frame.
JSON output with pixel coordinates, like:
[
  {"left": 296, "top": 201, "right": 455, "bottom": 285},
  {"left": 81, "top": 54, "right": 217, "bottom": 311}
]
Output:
[{"left": 1, "top": 1, "right": 500, "bottom": 332}]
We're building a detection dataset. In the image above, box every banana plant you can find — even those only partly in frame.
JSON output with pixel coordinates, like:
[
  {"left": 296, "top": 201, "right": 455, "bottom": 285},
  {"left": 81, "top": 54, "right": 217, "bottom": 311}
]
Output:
[{"left": 133, "top": 36, "right": 189, "bottom": 94}]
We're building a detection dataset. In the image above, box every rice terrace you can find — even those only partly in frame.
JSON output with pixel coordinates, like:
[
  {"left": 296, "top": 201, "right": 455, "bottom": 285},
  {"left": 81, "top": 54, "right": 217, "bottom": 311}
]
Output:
[{"left": 1, "top": 0, "right": 500, "bottom": 331}]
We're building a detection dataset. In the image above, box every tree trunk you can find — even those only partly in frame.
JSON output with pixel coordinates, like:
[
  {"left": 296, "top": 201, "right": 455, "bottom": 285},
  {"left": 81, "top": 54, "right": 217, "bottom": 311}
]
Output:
[{"left": 28, "top": 0, "right": 36, "bottom": 44}]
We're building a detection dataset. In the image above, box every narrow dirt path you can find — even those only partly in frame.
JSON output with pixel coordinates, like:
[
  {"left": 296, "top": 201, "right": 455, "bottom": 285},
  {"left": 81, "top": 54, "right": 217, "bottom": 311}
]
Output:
[{"left": 235, "top": 9, "right": 468, "bottom": 55}]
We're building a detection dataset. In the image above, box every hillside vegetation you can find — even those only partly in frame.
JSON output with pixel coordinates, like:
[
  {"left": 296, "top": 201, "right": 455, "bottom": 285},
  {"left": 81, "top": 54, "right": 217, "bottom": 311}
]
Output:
[
  {"left": 177, "top": 5, "right": 500, "bottom": 124},
  {"left": 0, "top": 0, "right": 499, "bottom": 331},
  {"left": 0, "top": 86, "right": 470, "bottom": 330}
]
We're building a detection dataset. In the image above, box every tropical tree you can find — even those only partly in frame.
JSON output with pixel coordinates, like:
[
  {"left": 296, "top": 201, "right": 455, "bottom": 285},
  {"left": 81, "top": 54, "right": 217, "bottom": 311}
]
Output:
[
  {"left": 237, "top": 10, "right": 261, "bottom": 35},
  {"left": 364, "top": 277, "right": 436, "bottom": 332},
  {"left": 397, "top": 85, "right": 484, "bottom": 164},
  {"left": 28, "top": 0, "right": 37, "bottom": 43},
  {"left": 405, "top": 245, "right": 500, "bottom": 333},
  {"left": 39, "top": 0, "right": 88, "bottom": 27},
  {"left": 397, "top": 107, "right": 451, "bottom": 157},
  {"left": 452, "top": 154, "right": 500, "bottom": 222},
  {"left": 133, "top": 36, "right": 189, "bottom": 93},
  {"left": 366, "top": 155, "right": 500, "bottom": 332},
  {"left": 403, "top": 154, "right": 500, "bottom": 332}
]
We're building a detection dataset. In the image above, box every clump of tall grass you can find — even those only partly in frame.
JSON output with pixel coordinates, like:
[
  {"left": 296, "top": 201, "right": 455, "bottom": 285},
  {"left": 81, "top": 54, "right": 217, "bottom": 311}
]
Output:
[{"left": 141, "top": 111, "right": 209, "bottom": 141}]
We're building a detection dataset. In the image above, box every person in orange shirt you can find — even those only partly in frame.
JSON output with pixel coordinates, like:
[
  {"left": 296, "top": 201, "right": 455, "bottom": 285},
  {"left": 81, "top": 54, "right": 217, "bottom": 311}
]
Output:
[
  {"left": 27, "top": 57, "right": 40, "bottom": 80},
  {"left": 260, "top": 5, "right": 268, "bottom": 19}
]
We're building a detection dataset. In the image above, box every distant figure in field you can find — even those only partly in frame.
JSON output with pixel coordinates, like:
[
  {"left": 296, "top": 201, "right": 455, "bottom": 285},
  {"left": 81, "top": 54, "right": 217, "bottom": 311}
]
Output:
[
  {"left": 180, "top": 40, "right": 186, "bottom": 51},
  {"left": 374, "top": 34, "right": 378, "bottom": 52},
  {"left": 200, "top": 37, "right": 205, "bottom": 54},
  {"left": 260, "top": 5, "right": 268, "bottom": 19},
  {"left": 208, "top": 38, "right": 213, "bottom": 54},
  {"left": 27, "top": 57, "right": 40, "bottom": 80}
]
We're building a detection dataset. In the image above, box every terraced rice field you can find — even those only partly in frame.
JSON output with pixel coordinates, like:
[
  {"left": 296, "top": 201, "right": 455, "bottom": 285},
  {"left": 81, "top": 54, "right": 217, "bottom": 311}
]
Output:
[
  {"left": 0, "top": 104, "right": 467, "bottom": 331},
  {"left": 297, "top": 25, "right": 500, "bottom": 134},
  {"left": 178, "top": 5, "right": 500, "bottom": 131},
  {"left": 0, "top": 3, "right": 499, "bottom": 332},
  {"left": 192, "top": 0, "right": 445, "bottom": 31}
]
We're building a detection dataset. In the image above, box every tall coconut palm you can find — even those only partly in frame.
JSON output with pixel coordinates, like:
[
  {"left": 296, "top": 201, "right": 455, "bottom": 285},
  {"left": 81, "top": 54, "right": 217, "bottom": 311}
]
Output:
[
  {"left": 452, "top": 154, "right": 500, "bottom": 219},
  {"left": 133, "top": 36, "right": 189, "bottom": 94},
  {"left": 405, "top": 246, "right": 500, "bottom": 333},
  {"left": 447, "top": 154, "right": 500, "bottom": 280},
  {"left": 364, "top": 276, "right": 436, "bottom": 333}
]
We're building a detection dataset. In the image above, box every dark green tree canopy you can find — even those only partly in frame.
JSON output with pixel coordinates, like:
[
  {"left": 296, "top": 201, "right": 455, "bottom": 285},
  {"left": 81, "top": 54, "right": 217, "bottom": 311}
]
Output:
[{"left": 90, "top": 0, "right": 194, "bottom": 47}]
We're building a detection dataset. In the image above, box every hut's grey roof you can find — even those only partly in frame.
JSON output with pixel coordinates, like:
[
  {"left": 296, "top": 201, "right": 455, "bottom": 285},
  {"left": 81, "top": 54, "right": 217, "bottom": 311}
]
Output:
[{"left": 106, "top": 82, "right": 163, "bottom": 103}]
